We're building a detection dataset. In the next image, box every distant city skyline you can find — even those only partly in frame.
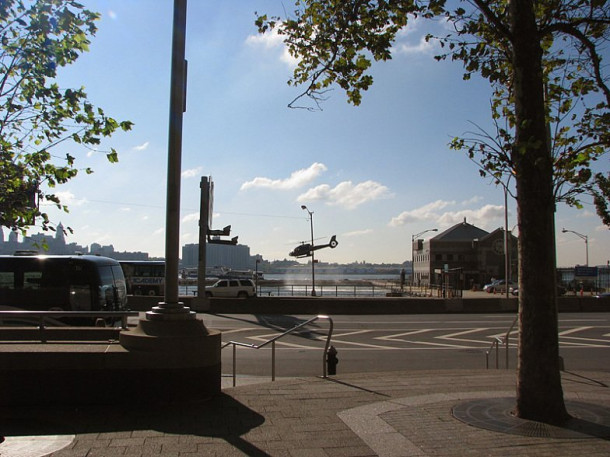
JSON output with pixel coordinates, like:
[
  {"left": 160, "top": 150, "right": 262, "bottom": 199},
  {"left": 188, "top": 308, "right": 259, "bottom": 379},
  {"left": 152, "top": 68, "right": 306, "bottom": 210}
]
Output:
[{"left": 2, "top": 224, "right": 608, "bottom": 271}]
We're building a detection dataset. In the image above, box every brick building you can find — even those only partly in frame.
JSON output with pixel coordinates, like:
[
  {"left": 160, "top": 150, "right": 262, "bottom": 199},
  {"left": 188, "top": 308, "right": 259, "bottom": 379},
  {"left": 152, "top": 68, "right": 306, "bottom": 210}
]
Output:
[{"left": 413, "top": 218, "right": 518, "bottom": 289}]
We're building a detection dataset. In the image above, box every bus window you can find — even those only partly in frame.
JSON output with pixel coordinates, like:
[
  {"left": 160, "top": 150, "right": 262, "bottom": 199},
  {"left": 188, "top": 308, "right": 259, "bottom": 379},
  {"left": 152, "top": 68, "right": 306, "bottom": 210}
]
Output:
[
  {"left": 70, "top": 285, "right": 92, "bottom": 311},
  {"left": 24, "top": 271, "right": 42, "bottom": 289},
  {"left": 98, "top": 265, "right": 118, "bottom": 311},
  {"left": 119, "top": 261, "right": 164, "bottom": 296},
  {"left": 112, "top": 265, "right": 127, "bottom": 307},
  {"left": 0, "top": 272, "right": 14, "bottom": 289}
]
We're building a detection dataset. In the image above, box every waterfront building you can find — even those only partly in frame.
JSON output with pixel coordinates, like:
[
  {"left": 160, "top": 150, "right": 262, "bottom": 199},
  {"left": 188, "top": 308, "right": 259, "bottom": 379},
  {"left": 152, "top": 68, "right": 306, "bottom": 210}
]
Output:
[{"left": 413, "top": 219, "right": 519, "bottom": 289}]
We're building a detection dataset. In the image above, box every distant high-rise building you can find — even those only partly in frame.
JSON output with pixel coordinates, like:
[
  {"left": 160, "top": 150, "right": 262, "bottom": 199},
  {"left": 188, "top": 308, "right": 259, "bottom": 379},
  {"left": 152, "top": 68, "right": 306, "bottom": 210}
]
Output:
[{"left": 181, "top": 243, "right": 255, "bottom": 270}]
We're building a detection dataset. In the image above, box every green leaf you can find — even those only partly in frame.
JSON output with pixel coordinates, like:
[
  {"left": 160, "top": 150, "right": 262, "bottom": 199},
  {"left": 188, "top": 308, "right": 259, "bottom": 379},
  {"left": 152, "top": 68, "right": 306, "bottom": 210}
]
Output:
[{"left": 106, "top": 148, "right": 119, "bottom": 163}]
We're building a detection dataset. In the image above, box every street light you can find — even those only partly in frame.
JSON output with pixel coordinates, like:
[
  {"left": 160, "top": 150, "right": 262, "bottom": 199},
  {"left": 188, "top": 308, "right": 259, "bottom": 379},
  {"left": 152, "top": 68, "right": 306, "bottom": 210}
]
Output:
[
  {"left": 411, "top": 228, "right": 438, "bottom": 287},
  {"left": 562, "top": 228, "right": 589, "bottom": 266},
  {"left": 301, "top": 205, "right": 316, "bottom": 296},
  {"left": 255, "top": 257, "right": 261, "bottom": 296}
]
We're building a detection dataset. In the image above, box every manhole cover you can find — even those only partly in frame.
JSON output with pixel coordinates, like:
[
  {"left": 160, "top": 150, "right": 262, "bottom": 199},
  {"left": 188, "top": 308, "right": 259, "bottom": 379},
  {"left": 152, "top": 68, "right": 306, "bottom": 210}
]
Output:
[{"left": 452, "top": 397, "right": 610, "bottom": 439}]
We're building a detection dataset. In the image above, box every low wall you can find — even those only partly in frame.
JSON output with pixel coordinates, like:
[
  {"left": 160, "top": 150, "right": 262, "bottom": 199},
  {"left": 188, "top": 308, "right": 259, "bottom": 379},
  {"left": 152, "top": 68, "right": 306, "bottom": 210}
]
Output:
[{"left": 126, "top": 295, "right": 609, "bottom": 314}]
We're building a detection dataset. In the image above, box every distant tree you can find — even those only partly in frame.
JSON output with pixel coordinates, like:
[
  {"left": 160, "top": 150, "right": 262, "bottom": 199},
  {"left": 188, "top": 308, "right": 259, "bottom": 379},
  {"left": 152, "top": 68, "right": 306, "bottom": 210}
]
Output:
[
  {"left": 0, "top": 0, "right": 133, "bottom": 233},
  {"left": 257, "top": 0, "right": 609, "bottom": 424}
]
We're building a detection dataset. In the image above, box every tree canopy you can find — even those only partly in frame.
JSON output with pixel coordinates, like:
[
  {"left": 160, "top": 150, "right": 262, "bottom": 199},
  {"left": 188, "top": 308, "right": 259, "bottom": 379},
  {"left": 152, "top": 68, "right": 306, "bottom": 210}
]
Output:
[
  {"left": 257, "top": 0, "right": 609, "bottom": 424},
  {"left": 258, "top": 0, "right": 609, "bottom": 218},
  {"left": 0, "top": 0, "right": 133, "bottom": 233}
]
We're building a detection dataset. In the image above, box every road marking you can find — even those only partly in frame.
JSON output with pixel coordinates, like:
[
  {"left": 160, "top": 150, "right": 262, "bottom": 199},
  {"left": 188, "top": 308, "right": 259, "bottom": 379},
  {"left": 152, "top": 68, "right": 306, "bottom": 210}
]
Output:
[
  {"left": 376, "top": 329, "right": 433, "bottom": 341},
  {"left": 324, "top": 338, "right": 399, "bottom": 350},
  {"left": 220, "top": 326, "right": 610, "bottom": 351},
  {"left": 436, "top": 328, "right": 492, "bottom": 345},
  {"left": 377, "top": 329, "right": 476, "bottom": 348},
  {"left": 559, "top": 326, "right": 594, "bottom": 336},
  {"left": 333, "top": 330, "right": 374, "bottom": 338},
  {"left": 220, "top": 328, "right": 260, "bottom": 335},
  {"left": 246, "top": 332, "right": 318, "bottom": 349}
]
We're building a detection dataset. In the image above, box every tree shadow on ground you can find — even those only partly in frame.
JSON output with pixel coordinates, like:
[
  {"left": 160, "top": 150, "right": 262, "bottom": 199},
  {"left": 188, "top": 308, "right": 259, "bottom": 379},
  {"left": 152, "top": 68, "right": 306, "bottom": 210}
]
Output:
[{"left": 213, "top": 313, "right": 328, "bottom": 342}]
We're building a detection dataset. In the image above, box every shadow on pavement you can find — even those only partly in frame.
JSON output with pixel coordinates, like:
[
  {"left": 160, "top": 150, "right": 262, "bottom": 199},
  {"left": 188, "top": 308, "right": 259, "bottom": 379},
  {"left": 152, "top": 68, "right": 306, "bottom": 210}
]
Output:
[
  {"left": 213, "top": 313, "right": 327, "bottom": 342},
  {"left": 1, "top": 393, "right": 270, "bottom": 456}
]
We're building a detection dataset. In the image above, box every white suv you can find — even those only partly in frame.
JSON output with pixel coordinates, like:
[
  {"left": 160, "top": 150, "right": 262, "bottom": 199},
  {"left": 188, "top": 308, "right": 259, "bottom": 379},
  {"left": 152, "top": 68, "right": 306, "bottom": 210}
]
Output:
[{"left": 205, "top": 279, "right": 256, "bottom": 298}]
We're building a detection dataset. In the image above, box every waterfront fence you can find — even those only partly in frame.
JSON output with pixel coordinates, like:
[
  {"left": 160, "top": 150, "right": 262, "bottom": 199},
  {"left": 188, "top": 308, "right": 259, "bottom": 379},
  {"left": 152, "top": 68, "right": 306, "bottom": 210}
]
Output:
[{"left": 180, "top": 281, "right": 406, "bottom": 297}]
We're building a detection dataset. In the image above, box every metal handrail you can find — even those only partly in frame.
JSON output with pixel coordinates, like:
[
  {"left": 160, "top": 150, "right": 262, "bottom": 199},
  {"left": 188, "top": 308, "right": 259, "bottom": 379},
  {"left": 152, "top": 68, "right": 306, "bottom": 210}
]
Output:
[
  {"left": 221, "top": 314, "right": 334, "bottom": 387},
  {"left": 486, "top": 337, "right": 503, "bottom": 369},
  {"left": 0, "top": 310, "right": 139, "bottom": 330},
  {"left": 485, "top": 314, "right": 519, "bottom": 369},
  {"left": 505, "top": 315, "right": 519, "bottom": 369}
]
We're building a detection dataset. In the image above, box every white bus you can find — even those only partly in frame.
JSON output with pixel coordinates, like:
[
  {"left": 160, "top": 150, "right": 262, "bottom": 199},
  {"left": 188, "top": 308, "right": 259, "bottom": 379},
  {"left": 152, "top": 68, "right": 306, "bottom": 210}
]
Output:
[{"left": 119, "top": 260, "right": 165, "bottom": 296}]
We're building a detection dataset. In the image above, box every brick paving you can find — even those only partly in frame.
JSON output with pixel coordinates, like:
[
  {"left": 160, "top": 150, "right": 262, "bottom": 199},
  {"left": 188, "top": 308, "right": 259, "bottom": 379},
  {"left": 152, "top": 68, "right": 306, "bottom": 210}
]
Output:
[{"left": 1, "top": 369, "right": 610, "bottom": 456}]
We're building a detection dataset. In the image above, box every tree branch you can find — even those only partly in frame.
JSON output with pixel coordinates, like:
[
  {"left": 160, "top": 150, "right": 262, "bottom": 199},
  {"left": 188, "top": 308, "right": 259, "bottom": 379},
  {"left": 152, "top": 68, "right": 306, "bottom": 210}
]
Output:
[
  {"left": 471, "top": 0, "right": 513, "bottom": 42},
  {"left": 543, "top": 22, "right": 610, "bottom": 106}
]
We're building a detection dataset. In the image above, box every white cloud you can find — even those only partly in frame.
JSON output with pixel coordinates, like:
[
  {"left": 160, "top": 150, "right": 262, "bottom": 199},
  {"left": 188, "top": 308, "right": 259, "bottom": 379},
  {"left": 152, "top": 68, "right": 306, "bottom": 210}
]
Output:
[
  {"left": 182, "top": 212, "right": 199, "bottom": 223},
  {"left": 462, "top": 196, "right": 483, "bottom": 206},
  {"left": 343, "top": 229, "right": 374, "bottom": 237},
  {"left": 132, "top": 141, "right": 149, "bottom": 151},
  {"left": 389, "top": 200, "right": 505, "bottom": 229},
  {"left": 182, "top": 167, "right": 203, "bottom": 179},
  {"left": 389, "top": 200, "right": 454, "bottom": 226},
  {"left": 437, "top": 204, "right": 505, "bottom": 226},
  {"left": 245, "top": 27, "right": 298, "bottom": 66},
  {"left": 392, "top": 16, "right": 447, "bottom": 56},
  {"left": 297, "top": 180, "right": 392, "bottom": 209},
  {"left": 48, "top": 191, "right": 88, "bottom": 207},
  {"left": 393, "top": 35, "right": 436, "bottom": 55},
  {"left": 241, "top": 163, "right": 327, "bottom": 190}
]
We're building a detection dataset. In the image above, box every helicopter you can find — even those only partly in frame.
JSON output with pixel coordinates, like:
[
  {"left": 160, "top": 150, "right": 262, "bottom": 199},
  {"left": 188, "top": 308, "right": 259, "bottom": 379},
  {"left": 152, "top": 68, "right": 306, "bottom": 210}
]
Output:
[{"left": 289, "top": 235, "right": 338, "bottom": 258}]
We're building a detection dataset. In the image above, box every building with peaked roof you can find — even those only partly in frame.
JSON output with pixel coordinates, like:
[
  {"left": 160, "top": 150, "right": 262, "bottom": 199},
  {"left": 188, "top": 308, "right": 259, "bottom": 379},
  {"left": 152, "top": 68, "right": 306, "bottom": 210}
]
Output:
[{"left": 412, "top": 218, "right": 518, "bottom": 290}]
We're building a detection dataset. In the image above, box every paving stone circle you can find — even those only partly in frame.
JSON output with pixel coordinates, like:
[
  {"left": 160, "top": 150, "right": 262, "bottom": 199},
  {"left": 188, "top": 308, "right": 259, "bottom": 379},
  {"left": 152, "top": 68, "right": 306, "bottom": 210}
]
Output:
[{"left": 452, "top": 397, "right": 610, "bottom": 439}]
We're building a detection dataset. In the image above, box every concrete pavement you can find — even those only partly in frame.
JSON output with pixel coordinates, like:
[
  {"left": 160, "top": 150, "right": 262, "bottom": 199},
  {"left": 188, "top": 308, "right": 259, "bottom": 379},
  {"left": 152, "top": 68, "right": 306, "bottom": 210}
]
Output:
[{"left": 1, "top": 369, "right": 610, "bottom": 456}]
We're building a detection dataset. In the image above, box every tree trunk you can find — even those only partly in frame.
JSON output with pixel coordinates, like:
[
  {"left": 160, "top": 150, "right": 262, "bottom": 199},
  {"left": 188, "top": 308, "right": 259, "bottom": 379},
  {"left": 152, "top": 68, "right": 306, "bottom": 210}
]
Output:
[{"left": 510, "top": 0, "right": 569, "bottom": 425}]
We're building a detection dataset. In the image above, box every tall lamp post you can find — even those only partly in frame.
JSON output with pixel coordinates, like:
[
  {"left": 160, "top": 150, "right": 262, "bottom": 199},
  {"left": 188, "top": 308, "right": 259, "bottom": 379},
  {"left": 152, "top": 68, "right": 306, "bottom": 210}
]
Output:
[
  {"left": 301, "top": 205, "right": 316, "bottom": 296},
  {"left": 562, "top": 228, "right": 589, "bottom": 266},
  {"left": 255, "top": 257, "right": 261, "bottom": 296},
  {"left": 411, "top": 228, "right": 438, "bottom": 288}
]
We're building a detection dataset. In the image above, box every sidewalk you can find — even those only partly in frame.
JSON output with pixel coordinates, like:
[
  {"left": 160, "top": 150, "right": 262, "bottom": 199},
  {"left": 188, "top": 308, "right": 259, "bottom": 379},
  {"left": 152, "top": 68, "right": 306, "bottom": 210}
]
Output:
[{"left": 1, "top": 369, "right": 609, "bottom": 456}]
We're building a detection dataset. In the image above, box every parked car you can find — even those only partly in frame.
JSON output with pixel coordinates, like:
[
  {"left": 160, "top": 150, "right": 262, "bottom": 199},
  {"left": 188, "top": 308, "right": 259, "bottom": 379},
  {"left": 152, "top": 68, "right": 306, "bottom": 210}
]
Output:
[
  {"left": 485, "top": 279, "right": 517, "bottom": 294},
  {"left": 482, "top": 280, "right": 500, "bottom": 293},
  {"left": 511, "top": 285, "right": 567, "bottom": 297},
  {"left": 205, "top": 279, "right": 256, "bottom": 298}
]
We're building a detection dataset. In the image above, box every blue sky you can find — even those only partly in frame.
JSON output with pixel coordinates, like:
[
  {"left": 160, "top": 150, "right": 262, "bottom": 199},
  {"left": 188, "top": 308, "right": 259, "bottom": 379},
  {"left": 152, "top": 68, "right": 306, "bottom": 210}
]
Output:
[{"left": 12, "top": 0, "right": 609, "bottom": 267}]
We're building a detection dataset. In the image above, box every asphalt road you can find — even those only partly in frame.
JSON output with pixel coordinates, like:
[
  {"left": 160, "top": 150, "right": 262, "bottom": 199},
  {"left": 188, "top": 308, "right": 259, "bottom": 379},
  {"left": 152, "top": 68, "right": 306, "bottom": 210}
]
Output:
[{"left": 188, "top": 312, "right": 610, "bottom": 378}]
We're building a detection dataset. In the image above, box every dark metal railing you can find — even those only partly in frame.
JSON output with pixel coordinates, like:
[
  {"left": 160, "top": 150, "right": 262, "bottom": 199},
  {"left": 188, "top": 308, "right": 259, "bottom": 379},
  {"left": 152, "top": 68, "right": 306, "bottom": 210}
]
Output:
[
  {"left": 0, "top": 310, "right": 139, "bottom": 342},
  {"left": 221, "top": 315, "right": 334, "bottom": 387},
  {"left": 486, "top": 315, "right": 519, "bottom": 369}
]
